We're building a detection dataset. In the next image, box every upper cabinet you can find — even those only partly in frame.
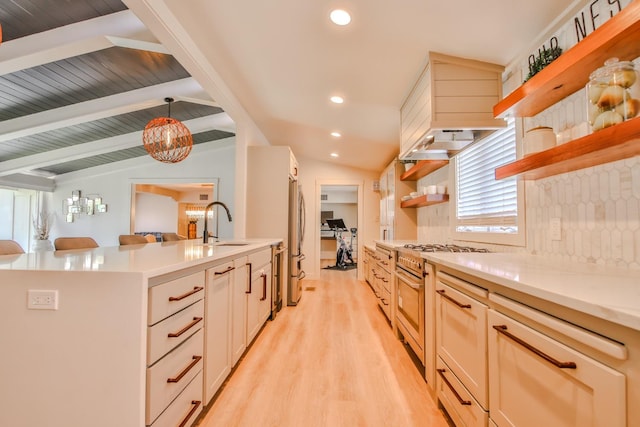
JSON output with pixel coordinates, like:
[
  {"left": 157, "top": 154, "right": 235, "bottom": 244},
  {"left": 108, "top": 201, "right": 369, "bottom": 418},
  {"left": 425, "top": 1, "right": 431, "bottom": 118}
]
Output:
[
  {"left": 494, "top": 2, "right": 640, "bottom": 180},
  {"left": 400, "top": 52, "right": 506, "bottom": 161}
]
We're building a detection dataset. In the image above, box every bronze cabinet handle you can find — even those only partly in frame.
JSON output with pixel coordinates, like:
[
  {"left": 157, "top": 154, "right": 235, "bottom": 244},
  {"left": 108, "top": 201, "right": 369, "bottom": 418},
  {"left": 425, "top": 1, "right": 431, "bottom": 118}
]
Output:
[
  {"left": 167, "top": 355, "right": 202, "bottom": 383},
  {"left": 178, "top": 400, "right": 202, "bottom": 427},
  {"left": 167, "top": 317, "right": 203, "bottom": 338},
  {"left": 437, "top": 368, "right": 472, "bottom": 406},
  {"left": 245, "top": 262, "right": 252, "bottom": 294},
  {"left": 436, "top": 289, "right": 471, "bottom": 309},
  {"left": 260, "top": 273, "right": 267, "bottom": 301},
  {"left": 493, "top": 324, "right": 577, "bottom": 369},
  {"left": 168, "top": 286, "right": 204, "bottom": 302},
  {"left": 214, "top": 266, "right": 235, "bottom": 276}
]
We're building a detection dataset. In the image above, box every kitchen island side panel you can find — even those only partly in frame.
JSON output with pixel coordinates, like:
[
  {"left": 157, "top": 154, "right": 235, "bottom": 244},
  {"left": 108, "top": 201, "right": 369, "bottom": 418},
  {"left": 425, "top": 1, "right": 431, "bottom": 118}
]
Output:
[{"left": 0, "top": 270, "right": 147, "bottom": 427}]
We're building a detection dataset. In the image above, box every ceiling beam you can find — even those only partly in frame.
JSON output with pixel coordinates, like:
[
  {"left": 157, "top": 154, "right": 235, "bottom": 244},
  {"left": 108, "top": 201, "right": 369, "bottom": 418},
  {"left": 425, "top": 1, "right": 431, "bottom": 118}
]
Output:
[
  {"left": 0, "top": 78, "right": 203, "bottom": 143},
  {"left": 0, "top": 10, "right": 162, "bottom": 76},
  {"left": 0, "top": 113, "right": 234, "bottom": 177}
]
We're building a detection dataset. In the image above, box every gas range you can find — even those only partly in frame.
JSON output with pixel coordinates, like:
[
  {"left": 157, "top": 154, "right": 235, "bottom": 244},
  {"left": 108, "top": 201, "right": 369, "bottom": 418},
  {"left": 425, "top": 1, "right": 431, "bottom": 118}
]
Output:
[
  {"left": 403, "top": 243, "right": 491, "bottom": 253},
  {"left": 397, "top": 243, "right": 489, "bottom": 277}
]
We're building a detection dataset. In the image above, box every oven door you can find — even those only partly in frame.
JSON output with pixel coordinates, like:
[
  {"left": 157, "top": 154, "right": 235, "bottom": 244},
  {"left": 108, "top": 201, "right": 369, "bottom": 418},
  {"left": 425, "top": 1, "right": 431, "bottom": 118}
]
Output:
[{"left": 395, "top": 267, "right": 424, "bottom": 361}]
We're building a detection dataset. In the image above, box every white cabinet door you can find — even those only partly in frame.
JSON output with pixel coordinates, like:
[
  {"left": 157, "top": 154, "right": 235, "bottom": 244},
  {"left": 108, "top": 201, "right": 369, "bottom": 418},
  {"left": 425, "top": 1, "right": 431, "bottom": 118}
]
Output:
[
  {"left": 436, "top": 280, "right": 488, "bottom": 409},
  {"left": 204, "top": 262, "right": 233, "bottom": 405},
  {"left": 247, "top": 265, "right": 270, "bottom": 344},
  {"left": 231, "top": 256, "right": 248, "bottom": 366},
  {"left": 488, "top": 310, "right": 626, "bottom": 427}
]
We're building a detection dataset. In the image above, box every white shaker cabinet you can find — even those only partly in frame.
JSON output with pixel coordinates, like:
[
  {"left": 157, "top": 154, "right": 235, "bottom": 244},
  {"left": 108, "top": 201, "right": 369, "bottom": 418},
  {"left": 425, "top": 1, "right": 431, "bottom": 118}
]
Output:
[
  {"left": 246, "top": 248, "right": 273, "bottom": 344},
  {"left": 203, "top": 261, "right": 234, "bottom": 405},
  {"left": 231, "top": 255, "right": 248, "bottom": 366},
  {"left": 378, "top": 159, "right": 416, "bottom": 241},
  {"left": 488, "top": 309, "right": 626, "bottom": 427}
]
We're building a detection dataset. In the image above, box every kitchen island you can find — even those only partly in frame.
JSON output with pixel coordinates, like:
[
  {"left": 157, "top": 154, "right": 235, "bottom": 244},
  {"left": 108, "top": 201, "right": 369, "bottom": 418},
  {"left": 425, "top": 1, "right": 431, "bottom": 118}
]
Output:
[
  {"left": 0, "top": 239, "right": 280, "bottom": 427},
  {"left": 423, "top": 252, "right": 639, "bottom": 427}
]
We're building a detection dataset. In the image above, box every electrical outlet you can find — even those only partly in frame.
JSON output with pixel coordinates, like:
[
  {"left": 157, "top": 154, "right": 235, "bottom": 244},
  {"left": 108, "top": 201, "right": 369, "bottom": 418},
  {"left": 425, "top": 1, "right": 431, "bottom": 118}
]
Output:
[
  {"left": 27, "top": 290, "right": 59, "bottom": 310},
  {"left": 550, "top": 218, "right": 562, "bottom": 241}
]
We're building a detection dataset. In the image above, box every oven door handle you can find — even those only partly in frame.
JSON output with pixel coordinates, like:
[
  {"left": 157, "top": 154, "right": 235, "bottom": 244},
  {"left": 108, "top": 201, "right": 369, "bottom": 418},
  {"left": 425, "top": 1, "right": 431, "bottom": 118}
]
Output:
[{"left": 396, "top": 269, "right": 423, "bottom": 290}]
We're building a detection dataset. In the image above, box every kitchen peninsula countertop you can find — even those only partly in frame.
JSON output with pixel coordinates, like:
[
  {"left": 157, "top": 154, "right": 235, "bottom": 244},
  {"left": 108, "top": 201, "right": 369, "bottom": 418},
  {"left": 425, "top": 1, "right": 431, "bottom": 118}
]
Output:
[
  {"left": 423, "top": 252, "right": 640, "bottom": 332},
  {"left": 0, "top": 238, "right": 281, "bottom": 279}
]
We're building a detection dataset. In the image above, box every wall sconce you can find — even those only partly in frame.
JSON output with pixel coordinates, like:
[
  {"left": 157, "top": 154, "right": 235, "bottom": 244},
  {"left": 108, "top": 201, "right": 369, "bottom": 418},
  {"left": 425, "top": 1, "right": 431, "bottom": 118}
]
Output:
[{"left": 63, "top": 190, "right": 108, "bottom": 223}]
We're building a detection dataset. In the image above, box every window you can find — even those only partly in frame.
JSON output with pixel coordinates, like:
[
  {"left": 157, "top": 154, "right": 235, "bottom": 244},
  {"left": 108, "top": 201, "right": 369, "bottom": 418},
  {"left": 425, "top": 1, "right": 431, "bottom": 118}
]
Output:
[{"left": 452, "top": 118, "right": 525, "bottom": 246}]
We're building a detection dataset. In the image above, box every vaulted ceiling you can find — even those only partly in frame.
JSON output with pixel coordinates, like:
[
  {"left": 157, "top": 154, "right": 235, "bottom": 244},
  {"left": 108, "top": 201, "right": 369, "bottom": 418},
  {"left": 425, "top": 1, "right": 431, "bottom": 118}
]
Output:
[
  {"left": 0, "top": 0, "right": 577, "bottom": 190},
  {"left": 0, "top": 0, "right": 234, "bottom": 190}
]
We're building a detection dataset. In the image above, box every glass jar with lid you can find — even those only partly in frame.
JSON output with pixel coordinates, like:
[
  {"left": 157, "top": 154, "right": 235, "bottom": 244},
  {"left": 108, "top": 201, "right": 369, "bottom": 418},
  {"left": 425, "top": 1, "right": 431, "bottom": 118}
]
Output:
[{"left": 586, "top": 58, "right": 640, "bottom": 132}]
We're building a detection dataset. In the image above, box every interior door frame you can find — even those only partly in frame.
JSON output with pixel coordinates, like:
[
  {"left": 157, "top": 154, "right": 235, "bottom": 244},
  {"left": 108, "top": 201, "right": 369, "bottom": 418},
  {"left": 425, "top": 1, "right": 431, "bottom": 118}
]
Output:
[{"left": 315, "top": 179, "right": 364, "bottom": 280}]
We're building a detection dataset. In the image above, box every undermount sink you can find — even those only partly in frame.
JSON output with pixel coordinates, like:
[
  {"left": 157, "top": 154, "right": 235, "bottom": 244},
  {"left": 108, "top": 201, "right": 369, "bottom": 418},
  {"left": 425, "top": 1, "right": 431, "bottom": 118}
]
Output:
[{"left": 215, "top": 242, "right": 250, "bottom": 247}]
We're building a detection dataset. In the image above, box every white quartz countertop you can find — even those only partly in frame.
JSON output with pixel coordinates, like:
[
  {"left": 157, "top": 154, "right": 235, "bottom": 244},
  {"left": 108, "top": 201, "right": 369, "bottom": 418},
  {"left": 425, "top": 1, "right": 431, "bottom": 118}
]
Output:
[
  {"left": 423, "top": 252, "right": 640, "bottom": 332},
  {"left": 0, "top": 239, "right": 281, "bottom": 278}
]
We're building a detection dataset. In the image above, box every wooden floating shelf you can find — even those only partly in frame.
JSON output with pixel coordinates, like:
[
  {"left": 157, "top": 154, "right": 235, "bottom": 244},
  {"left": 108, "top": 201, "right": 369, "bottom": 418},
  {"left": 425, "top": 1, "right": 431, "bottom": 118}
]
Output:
[
  {"left": 493, "top": 3, "right": 640, "bottom": 118},
  {"left": 400, "top": 194, "right": 449, "bottom": 208},
  {"left": 400, "top": 159, "right": 449, "bottom": 181},
  {"left": 495, "top": 117, "right": 640, "bottom": 180}
]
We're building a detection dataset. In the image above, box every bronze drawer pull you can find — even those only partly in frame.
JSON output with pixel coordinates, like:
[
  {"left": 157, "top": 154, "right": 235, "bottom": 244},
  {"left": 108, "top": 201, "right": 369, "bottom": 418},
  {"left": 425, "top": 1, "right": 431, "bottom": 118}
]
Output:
[
  {"left": 437, "top": 368, "right": 472, "bottom": 406},
  {"left": 214, "top": 266, "right": 235, "bottom": 275},
  {"left": 178, "top": 400, "right": 202, "bottom": 427},
  {"left": 436, "top": 289, "right": 471, "bottom": 309},
  {"left": 246, "top": 262, "right": 252, "bottom": 294},
  {"left": 493, "top": 325, "right": 577, "bottom": 369},
  {"left": 167, "top": 317, "right": 203, "bottom": 338},
  {"left": 260, "top": 273, "right": 268, "bottom": 301},
  {"left": 167, "top": 355, "right": 202, "bottom": 383},
  {"left": 168, "top": 286, "right": 204, "bottom": 302}
]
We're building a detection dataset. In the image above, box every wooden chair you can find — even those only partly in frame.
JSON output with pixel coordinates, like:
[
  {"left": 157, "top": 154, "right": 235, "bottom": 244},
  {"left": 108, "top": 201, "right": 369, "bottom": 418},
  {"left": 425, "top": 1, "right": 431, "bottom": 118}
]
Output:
[
  {"left": 54, "top": 237, "right": 99, "bottom": 251},
  {"left": 119, "top": 235, "right": 148, "bottom": 246},
  {"left": 161, "top": 233, "right": 186, "bottom": 242},
  {"left": 144, "top": 234, "right": 157, "bottom": 243},
  {"left": 0, "top": 240, "right": 25, "bottom": 255}
]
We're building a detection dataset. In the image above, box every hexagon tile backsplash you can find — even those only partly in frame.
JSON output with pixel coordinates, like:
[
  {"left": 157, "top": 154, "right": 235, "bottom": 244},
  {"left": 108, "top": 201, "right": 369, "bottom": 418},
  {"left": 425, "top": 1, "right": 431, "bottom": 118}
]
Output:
[{"left": 526, "top": 156, "right": 640, "bottom": 269}]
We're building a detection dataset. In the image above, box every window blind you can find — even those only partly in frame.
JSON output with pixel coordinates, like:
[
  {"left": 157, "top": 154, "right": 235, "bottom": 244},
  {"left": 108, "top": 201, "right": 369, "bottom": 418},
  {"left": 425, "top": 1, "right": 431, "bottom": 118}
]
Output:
[{"left": 455, "top": 119, "right": 518, "bottom": 233}]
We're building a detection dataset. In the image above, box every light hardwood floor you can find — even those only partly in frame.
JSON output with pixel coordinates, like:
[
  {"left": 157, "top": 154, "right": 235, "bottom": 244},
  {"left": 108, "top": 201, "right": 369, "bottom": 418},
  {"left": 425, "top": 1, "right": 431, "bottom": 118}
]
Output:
[{"left": 196, "top": 269, "right": 449, "bottom": 427}]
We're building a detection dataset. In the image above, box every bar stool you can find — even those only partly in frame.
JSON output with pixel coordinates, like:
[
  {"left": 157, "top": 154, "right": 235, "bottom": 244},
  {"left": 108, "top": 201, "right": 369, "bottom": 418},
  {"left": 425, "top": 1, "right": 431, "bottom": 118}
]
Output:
[
  {"left": 0, "top": 240, "right": 25, "bottom": 255},
  {"left": 119, "top": 235, "right": 148, "bottom": 245},
  {"left": 161, "top": 233, "right": 186, "bottom": 242},
  {"left": 54, "top": 237, "right": 99, "bottom": 251}
]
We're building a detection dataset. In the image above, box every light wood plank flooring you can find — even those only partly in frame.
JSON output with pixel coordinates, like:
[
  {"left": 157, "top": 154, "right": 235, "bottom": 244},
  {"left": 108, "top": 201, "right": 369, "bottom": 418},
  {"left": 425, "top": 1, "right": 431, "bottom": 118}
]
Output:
[{"left": 196, "top": 269, "right": 448, "bottom": 427}]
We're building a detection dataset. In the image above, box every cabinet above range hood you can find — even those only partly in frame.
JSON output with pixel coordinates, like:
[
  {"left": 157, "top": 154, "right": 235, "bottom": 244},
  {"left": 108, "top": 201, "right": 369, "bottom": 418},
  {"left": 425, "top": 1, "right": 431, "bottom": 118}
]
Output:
[{"left": 399, "top": 52, "right": 507, "bottom": 161}]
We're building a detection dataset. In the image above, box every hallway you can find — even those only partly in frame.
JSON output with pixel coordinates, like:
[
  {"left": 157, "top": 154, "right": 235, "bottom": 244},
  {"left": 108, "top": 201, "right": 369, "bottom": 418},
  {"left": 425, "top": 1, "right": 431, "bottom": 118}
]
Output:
[{"left": 196, "top": 269, "right": 448, "bottom": 427}]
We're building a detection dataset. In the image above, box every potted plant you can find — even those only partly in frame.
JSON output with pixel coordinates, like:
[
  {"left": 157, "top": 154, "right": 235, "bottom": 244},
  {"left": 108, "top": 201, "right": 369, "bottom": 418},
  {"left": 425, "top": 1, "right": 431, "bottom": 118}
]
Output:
[{"left": 32, "top": 211, "right": 54, "bottom": 251}]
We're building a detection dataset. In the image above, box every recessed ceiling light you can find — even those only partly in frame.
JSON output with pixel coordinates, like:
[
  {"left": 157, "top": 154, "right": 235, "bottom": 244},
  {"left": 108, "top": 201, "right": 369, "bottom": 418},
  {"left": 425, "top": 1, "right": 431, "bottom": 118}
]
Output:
[
  {"left": 330, "top": 9, "right": 351, "bottom": 26},
  {"left": 330, "top": 96, "right": 344, "bottom": 104},
  {"left": 331, "top": 132, "right": 341, "bottom": 137},
  {"left": 330, "top": 152, "right": 339, "bottom": 158}
]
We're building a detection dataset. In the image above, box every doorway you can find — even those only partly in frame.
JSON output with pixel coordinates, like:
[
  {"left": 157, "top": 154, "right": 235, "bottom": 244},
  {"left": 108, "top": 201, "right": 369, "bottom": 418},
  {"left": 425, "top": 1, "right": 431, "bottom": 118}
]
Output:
[{"left": 318, "top": 184, "right": 360, "bottom": 276}]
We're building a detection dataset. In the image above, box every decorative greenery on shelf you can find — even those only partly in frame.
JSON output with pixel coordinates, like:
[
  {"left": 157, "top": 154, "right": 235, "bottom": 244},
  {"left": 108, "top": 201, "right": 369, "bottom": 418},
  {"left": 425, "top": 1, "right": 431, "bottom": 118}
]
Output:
[
  {"left": 33, "top": 211, "right": 53, "bottom": 240},
  {"left": 524, "top": 46, "right": 563, "bottom": 83}
]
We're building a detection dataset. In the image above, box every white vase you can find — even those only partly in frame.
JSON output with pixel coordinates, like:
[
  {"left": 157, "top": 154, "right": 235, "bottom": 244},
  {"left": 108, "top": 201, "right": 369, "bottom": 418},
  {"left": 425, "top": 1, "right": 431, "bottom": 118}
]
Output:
[{"left": 33, "top": 239, "right": 53, "bottom": 252}]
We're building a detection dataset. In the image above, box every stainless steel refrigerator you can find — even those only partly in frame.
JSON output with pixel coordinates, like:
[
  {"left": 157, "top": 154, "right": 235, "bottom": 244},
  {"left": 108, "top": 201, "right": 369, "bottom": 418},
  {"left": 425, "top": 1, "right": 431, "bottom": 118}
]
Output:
[{"left": 288, "top": 178, "right": 306, "bottom": 305}]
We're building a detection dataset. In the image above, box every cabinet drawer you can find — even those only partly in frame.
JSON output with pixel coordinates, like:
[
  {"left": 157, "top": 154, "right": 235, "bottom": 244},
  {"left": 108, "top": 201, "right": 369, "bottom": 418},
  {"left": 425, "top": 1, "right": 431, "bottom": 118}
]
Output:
[
  {"left": 488, "top": 310, "right": 626, "bottom": 427},
  {"left": 147, "top": 299, "right": 204, "bottom": 366},
  {"left": 248, "top": 248, "right": 271, "bottom": 269},
  {"left": 150, "top": 371, "right": 203, "bottom": 427},
  {"left": 149, "top": 272, "right": 205, "bottom": 325},
  {"left": 146, "top": 328, "right": 204, "bottom": 424},
  {"left": 436, "top": 282, "right": 488, "bottom": 409},
  {"left": 436, "top": 357, "right": 488, "bottom": 427}
]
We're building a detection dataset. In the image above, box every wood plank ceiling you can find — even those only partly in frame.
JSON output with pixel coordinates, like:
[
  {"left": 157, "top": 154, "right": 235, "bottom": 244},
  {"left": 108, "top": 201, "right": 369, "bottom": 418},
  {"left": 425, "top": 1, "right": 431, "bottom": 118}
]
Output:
[{"left": 0, "top": 0, "right": 234, "bottom": 187}]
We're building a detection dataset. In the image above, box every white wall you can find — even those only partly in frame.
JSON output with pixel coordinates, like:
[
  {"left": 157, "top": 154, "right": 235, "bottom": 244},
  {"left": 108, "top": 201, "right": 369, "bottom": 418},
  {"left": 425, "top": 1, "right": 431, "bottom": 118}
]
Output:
[
  {"left": 134, "top": 192, "right": 178, "bottom": 233},
  {"left": 298, "top": 156, "right": 380, "bottom": 280},
  {"left": 51, "top": 139, "right": 235, "bottom": 247}
]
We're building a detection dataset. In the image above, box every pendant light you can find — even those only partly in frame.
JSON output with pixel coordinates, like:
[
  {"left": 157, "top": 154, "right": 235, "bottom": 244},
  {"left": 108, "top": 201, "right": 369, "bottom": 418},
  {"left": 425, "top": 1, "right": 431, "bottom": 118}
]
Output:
[{"left": 142, "top": 97, "right": 193, "bottom": 163}]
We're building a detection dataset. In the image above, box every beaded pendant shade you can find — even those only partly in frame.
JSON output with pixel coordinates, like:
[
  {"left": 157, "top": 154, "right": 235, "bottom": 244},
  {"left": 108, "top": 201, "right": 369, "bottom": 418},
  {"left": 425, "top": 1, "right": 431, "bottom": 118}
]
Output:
[{"left": 143, "top": 97, "right": 193, "bottom": 163}]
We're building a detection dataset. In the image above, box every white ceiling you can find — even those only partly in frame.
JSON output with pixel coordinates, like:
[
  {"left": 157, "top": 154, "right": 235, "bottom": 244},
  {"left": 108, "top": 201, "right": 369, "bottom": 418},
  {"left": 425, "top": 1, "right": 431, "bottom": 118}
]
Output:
[{"left": 125, "top": 0, "right": 576, "bottom": 172}]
